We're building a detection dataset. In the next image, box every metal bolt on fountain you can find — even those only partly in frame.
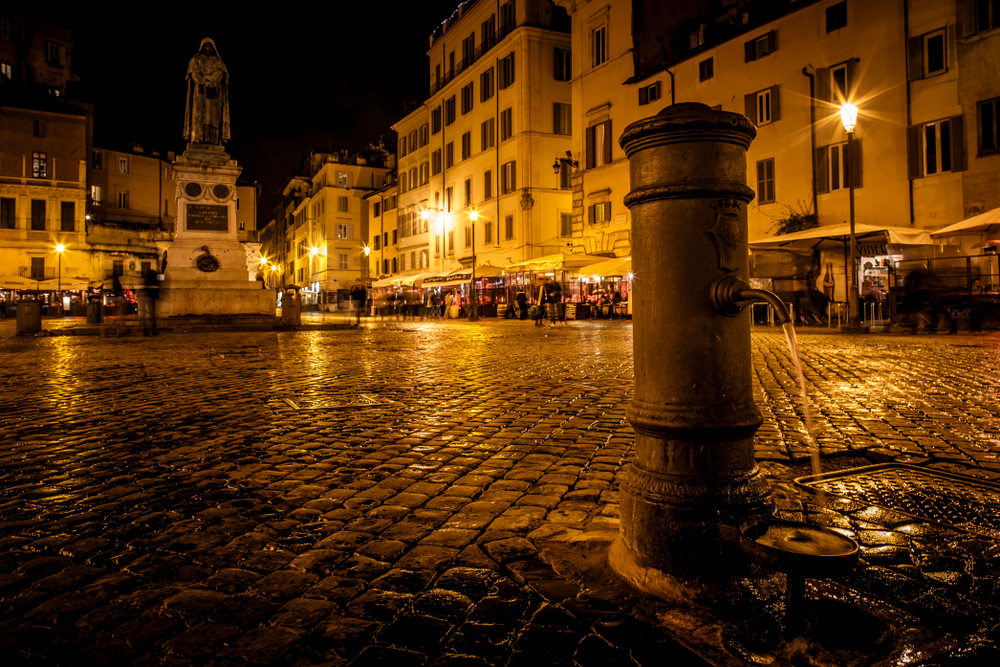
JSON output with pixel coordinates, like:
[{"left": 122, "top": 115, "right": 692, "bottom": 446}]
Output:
[{"left": 610, "top": 103, "right": 859, "bottom": 630}]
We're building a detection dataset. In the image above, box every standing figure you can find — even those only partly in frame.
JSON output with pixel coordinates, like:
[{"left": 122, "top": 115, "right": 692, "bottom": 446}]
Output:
[
  {"left": 184, "top": 38, "right": 230, "bottom": 145},
  {"left": 140, "top": 269, "right": 160, "bottom": 336},
  {"left": 822, "top": 263, "right": 835, "bottom": 300},
  {"left": 534, "top": 281, "right": 548, "bottom": 327},
  {"left": 350, "top": 280, "right": 366, "bottom": 325}
]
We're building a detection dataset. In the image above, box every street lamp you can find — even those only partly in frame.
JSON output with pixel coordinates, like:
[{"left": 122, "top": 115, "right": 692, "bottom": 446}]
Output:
[
  {"left": 468, "top": 211, "right": 483, "bottom": 322},
  {"left": 840, "top": 102, "right": 860, "bottom": 328},
  {"left": 55, "top": 243, "right": 65, "bottom": 315}
]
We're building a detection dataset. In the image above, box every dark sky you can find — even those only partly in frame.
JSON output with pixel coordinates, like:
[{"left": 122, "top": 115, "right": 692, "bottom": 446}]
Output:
[{"left": 40, "top": 1, "right": 463, "bottom": 220}]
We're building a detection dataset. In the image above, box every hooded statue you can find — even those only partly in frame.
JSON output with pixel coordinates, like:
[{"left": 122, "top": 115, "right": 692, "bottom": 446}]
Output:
[{"left": 183, "top": 37, "right": 230, "bottom": 145}]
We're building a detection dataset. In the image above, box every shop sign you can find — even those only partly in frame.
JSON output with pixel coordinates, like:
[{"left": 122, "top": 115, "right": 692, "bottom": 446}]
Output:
[{"left": 858, "top": 243, "right": 888, "bottom": 256}]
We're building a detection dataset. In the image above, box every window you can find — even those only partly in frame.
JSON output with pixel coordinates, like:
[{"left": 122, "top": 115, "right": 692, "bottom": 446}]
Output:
[
  {"left": 31, "top": 199, "right": 45, "bottom": 230},
  {"left": 112, "top": 259, "right": 124, "bottom": 277},
  {"left": 499, "top": 52, "right": 515, "bottom": 89},
  {"left": 409, "top": 168, "right": 417, "bottom": 189},
  {"left": 639, "top": 82, "right": 660, "bottom": 106},
  {"left": 909, "top": 29, "right": 948, "bottom": 80},
  {"left": 500, "top": 108, "right": 513, "bottom": 141},
  {"left": 432, "top": 150, "right": 442, "bottom": 176},
  {"left": 981, "top": 97, "right": 1000, "bottom": 155},
  {"left": 826, "top": 1, "right": 847, "bottom": 33},
  {"left": 374, "top": 202, "right": 381, "bottom": 217},
  {"left": 465, "top": 225, "right": 472, "bottom": 248},
  {"left": 908, "top": 117, "right": 967, "bottom": 176},
  {"left": 61, "top": 201, "right": 74, "bottom": 232},
  {"left": 756, "top": 159, "right": 775, "bottom": 204},
  {"left": 482, "top": 14, "right": 496, "bottom": 49},
  {"left": 446, "top": 186, "right": 454, "bottom": 212},
  {"left": 816, "top": 140, "right": 863, "bottom": 193},
  {"left": 970, "top": 0, "right": 1000, "bottom": 33},
  {"left": 744, "top": 31, "right": 777, "bottom": 62},
  {"left": 445, "top": 96, "right": 456, "bottom": 125},
  {"left": 484, "top": 220, "right": 493, "bottom": 244},
  {"left": 500, "top": 1, "right": 515, "bottom": 33},
  {"left": 118, "top": 190, "right": 129, "bottom": 209},
  {"left": 393, "top": 230, "right": 397, "bottom": 244},
  {"left": 432, "top": 106, "right": 442, "bottom": 134},
  {"left": 446, "top": 142, "right": 454, "bottom": 169},
  {"left": 0, "top": 18, "right": 9, "bottom": 41},
  {"left": 32, "top": 152, "right": 47, "bottom": 178},
  {"left": 336, "top": 223, "right": 349, "bottom": 239},
  {"left": 484, "top": 170, "right": 492, "bottom": 200},
  {"left": 420, "top": 162, "right": 430, "bottom": 184},
  {"left": 744, "top": 86, "right": 780, "bottom": 125},
  {"left": 399, "top": 172, "right": 408, "bottom": 193},
  {"left": 33, "top": 120, "right": 46, "bottom": 137},
  {"left": 699, "top": 57, "right": 714, "bottom": 82},
  {"left": 464, "top": 178, "right": 472, "bottom": 207},
  {"left": 373, "top": 235, "right": 380, "bottom": 250},
  {"left": 1, "top": 62, "right": 11, "bottom": 79},
  {"left": 90, "top": 185, "right": 102, "bottom": 205},
  {"left": 420, "top": 124, "right": 429, "bottom": 146},
  {"left": 46, "top": 41, "right": 64, "bottom": 66},
  {"left": 501, "top": 161, "right": 516, "bottom": 194},
  {"left": 593, "top": 25, "right": 607, "bottom": 67},
  {"left": 482, "top": 118, "right": 495, "bottom": 150},
  {"left": 337, "top": 171, "right": 350, "bottom": 188},
  {"left": 448, "top": 230, "right": 454, "bottom": 251},
  {"left": 505, "top": 214, "right": 514, "bottom": 240},
  {"left": 461, "top": 83, "right": 474, "bottom": 114},
  {"left": 400, "top": 135, "right": 407, "bottom": 157},
  {"left": 586, "top": 120, "right": 612, "bottom": 168},
  {"left": 554, "top": 103, "right": 571, "bottom": 135},
  {"left": 555, "top": 48, "right": 571, "bottom": 81},
  {"left": 559, "top": 161, "right": 572, "bottom": 190},
  {"left": 461, "top": 132, "right": 472, "bottom": 160},
  {"left": 560, "top": 213, "right": 573, "bottom": 237},
  {"left": 119, "top": 157, "right": 129, "bottom": 173},
  {"left": 589, "top": 202, "right": 611, "bottom": 224},
  {"left": 338, "top": 196, "right": 349, "bottom": 212},
  {"left": 1, "top": 197, "right": 15, "bottom": 229},
  {"left": 462, "top": 33, "right": 475, "bottom": 68},
  {"left": 339, "top": 253, "right": 349, "bottom": 270},
  {"left": 481, "top": 68, "right": 494, "bottom": 102},
  {"left": 31, "top": 257, "right": 45, "bottom": 280}
]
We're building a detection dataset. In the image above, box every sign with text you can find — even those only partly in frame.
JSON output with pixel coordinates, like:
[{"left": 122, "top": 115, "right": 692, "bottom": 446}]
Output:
[{"left": 186, "top": 204, "right": 229, "bottom": 232}]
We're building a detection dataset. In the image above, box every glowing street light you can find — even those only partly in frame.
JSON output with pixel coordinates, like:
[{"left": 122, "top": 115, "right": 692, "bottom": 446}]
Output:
[
  {"left": 840, "top": 102, "right": 861, "bottom": 329},
  {"left": 468, "top": 211, "right": 482, "bottom": 322},
  {"left": 55, "top": 244, "right": 65, "bottom": 311}
]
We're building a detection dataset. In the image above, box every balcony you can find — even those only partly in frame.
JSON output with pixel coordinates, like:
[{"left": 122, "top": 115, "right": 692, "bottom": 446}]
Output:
[
  {"left": 429, "top": 23, "right": 515, "bottom": 97},
  {"left": 18, "top": 267, "right": 55, "bottom": 280}
]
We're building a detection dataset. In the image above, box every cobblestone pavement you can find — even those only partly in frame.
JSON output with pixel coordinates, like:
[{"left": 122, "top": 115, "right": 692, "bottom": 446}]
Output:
[{"left": 1, "top": 318, "right": 1000, "bottom": 666}]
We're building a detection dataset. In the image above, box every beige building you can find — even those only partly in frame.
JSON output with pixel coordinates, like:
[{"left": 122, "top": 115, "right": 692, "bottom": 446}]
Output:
[
  {"left": 555, "top": 0, "right": 1000, "bottom": 300},
  {"left": 364, "top": 182, "right": 400, "bottom": 282},
  {"left": 392, "top": 0, "right": 575, "bottom": 284}
]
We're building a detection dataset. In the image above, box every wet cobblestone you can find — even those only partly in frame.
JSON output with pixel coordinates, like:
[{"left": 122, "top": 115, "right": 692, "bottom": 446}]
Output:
[{"left": 1, "top": 319, "right": 999, "bottom": 665}]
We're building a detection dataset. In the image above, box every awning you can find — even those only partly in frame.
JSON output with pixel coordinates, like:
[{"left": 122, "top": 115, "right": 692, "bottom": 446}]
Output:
[
  {"left": 930, "top": 207, "right": 1000, "bottom": 238},
  {"left": 749, "top": 223, "right": 933, "bottom": 253},
  {"left": 370, "top": 276, "right": 402, "bottom": 288},
  {"left": 503, "top": 253, "right": 609, "bottom": 273},
  {"left": 577, "top": 257, "right": 632, "bottom": 279}
]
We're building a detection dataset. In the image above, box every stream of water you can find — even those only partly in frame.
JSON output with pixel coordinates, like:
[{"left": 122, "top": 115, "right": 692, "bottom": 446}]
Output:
[{"left": 781, "top": 322, "right": 826, "bottom": 505}]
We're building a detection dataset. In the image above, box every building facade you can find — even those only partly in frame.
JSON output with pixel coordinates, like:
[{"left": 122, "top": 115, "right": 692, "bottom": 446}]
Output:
[{"left": 392, "top": 0, "right": 575, "bottom": 285}]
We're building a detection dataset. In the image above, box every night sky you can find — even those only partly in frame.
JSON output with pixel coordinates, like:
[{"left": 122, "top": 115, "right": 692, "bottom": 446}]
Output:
[{"left": 40, "top": 1, "right": 464, "bottom": 220}]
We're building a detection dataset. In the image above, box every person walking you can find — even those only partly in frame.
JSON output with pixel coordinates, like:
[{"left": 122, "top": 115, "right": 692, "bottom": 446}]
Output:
[
  {"left": 611, "top": 290, "right": 622, "bottom": 320},
  {"left": 545, "top": 279, "right": 565, "bottom": 326},
  {"left": 515, "top": 290, "right": 528, "bottom": 320},
  {"left": 140, "top": 268, "right": 160, "bottom": 336},
  {"left": 350, "top": 280, "right": 366, "bottom": 325},
  {"left": 444, "top": 290, "right": 454, "bottom": 319},
  {"left": 534, "top": 281, "right": 548, "bottom": 327}
]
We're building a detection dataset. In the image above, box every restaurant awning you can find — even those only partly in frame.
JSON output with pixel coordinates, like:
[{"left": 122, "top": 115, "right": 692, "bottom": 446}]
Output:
[
  {"left": 503, "top": 253, "right": 608, "bottom": 273},
  {"left": 929, "top": 207, "right": 1000, "bottom": 238},
  {"left": 432, "top": 265, "right": 505, "bottom": 288},
  {"left": 749, "top": 223, "right": 933, "bottom": 253},
  {"left": 577, "top": 256, "right": 632, "bottom": 279}
]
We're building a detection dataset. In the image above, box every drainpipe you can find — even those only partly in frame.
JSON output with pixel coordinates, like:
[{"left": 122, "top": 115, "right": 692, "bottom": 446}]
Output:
[
  {"left": 903, "top": 0, "right": 914, "bottom": 225},
  {"left": 802, "top": 66, "right": 818, "bottom": 220}
]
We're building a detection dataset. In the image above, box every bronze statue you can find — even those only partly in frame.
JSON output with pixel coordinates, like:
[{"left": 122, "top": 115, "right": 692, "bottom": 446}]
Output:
[{"left": 183, "top": 38, "right": 230, "bottom": 145}]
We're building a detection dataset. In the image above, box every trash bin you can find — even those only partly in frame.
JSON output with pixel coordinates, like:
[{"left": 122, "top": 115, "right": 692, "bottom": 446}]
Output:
[
  {"left": 282, "top": 287, "right": 301, "bottom": 326},
  {"left": 86, "top": 297, "right": 102, "bottom": 324},
  {"left": 16, "top": 301, "right": 42, "bottom": 335}
]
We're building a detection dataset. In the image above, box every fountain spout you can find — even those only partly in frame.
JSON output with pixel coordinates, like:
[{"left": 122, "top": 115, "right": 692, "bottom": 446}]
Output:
[{"left": 711, "top": 273, "right": 791, "bottom": 324}]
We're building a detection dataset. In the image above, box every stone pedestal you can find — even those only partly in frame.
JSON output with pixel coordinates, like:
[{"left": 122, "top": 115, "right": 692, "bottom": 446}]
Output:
[{"left": 158, "top": 147, "right": 274, "bottom": 318}]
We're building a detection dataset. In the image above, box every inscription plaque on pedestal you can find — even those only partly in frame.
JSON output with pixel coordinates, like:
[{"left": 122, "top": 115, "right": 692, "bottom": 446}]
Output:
[{"left": 187, "top": 203, "right": 229, "bottom": 232}]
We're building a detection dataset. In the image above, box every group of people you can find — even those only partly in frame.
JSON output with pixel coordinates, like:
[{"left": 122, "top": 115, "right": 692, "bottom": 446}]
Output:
[{"left": 503, "top": 279, "right": 568, "bottom": 326}]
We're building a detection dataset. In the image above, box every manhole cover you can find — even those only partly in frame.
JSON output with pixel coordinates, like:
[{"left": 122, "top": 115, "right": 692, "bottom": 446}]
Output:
[{"left": 795, "top": 463, "right": 1000, "bottom": 539}]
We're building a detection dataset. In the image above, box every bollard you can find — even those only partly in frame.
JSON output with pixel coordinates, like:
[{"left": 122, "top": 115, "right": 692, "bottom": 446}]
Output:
[{"left": 611, "top": 103, "right": 773, "bottom": 589}]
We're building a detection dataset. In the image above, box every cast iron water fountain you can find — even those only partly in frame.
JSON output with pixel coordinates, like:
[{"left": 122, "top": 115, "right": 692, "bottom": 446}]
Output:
[{"left": 610, "top": 102, "right": 863, "bottom": 652}]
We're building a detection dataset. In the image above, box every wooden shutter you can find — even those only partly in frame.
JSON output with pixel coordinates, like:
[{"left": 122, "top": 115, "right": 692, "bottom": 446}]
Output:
[
  {"left": 906, "top": 125, "right": 923, "bottom": 179},
  {"left": 603, "top": 121, "right": 612, "bottom": 165},
  {"left": 588, "top": 204, "right": 595, "bottom": 224},
  {"left": 639, "top": 86, "right": 649, "bottom": 105},
  {"left": 816, "top": 68, "right": 830, "bottom": 103},
  {"left": 744, "top": 93, "right": 757, "bottom": 124},
  {"left": 849, "top": 138, "right": 863, "bottom": 188},
  {"left": 816, "top": 146, "right": 830, "bottom": 194},
  {"left": 907, "top": 36, "right": 923, "bottom": 81},
  {"left": 770, "top": 85, "right": 781, "bottom": 121},
  {"left": 768, "top": 30, "right": 778, "bottom": 53},
  {"left": 586, "top": 125, "right": 595, "bottom": 169},
  {"left": 950, "top": 115, "right": 967, "bottom": 171},
  {"left": 745, "top": 39, "right": 754, "bottom": 63},
  {"left": 553, "top": 103, "right": 560, "bottom": 133},
  {"left": 957, "top": 0, "right": 976, "bottom": 38},
  {"left": 845, "top": 58, "right": 856, "bottom": 99}
]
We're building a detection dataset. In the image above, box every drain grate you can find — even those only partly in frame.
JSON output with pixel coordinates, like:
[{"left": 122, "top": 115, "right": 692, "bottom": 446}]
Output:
[{"left": 795, "top": 463, "right": 1000, "bottom": 539}]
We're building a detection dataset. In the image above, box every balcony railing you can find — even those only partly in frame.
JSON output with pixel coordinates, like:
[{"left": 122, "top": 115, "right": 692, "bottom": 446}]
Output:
[
  {"left": 18, "top": 267, "right": 56, "bottom": 280},
  {"left": 429, "top": 22, "right": 515, "bottom": 97}
]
